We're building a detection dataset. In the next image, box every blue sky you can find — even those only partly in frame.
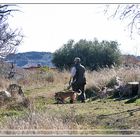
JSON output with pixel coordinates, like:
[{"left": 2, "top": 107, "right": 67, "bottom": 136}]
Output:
[{"left": 8, "top": 4, "right": 140, "bottom": 55}]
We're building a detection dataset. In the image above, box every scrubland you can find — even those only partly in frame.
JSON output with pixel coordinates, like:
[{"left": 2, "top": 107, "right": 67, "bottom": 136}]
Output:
[{"left": 0, "top": 66, "right": 140, "bottom": 136}]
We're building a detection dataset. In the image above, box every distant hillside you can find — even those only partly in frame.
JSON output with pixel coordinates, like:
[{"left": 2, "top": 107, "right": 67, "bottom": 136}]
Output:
[
  {"left": 5, "top": 51, "right": 54, "bottom": 68},
  {"left": 122, "top": 55, "right": 140, "bottom": 66},
  {"left": 5, "top": 52, "right": 140, "bottom": 68}
]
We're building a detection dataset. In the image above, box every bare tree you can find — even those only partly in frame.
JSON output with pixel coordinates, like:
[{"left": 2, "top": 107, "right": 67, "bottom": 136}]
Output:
[
  {"left": 0, "top": 4, "right": 23, "bottom": 58},
  {"left": 104, "top": 4, "right": 140, "bottom": 38}
]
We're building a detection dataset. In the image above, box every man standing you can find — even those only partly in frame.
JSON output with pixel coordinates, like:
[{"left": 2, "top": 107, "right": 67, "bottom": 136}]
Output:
[{"left": 69, "top": 57, "right": 86, "bottom": 103}]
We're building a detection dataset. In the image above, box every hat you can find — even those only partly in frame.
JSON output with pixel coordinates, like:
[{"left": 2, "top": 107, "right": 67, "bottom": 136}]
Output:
[{"left": 74, "top": 57, "right": 81, "bottom": 63}]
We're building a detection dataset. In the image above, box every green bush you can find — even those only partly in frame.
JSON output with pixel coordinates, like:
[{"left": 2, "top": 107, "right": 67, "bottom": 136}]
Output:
[{"left": 52, "top": 39, "right": 122, "bottom": 70}]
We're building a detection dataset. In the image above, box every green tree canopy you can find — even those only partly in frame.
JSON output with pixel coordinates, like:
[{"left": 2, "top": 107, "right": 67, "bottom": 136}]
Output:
[{"left": 52, "top": 39, "right": 122, "bottom": 70}]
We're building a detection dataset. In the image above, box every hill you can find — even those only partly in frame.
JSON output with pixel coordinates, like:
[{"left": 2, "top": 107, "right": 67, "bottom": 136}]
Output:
[
  {"left": 122, "top": 54, "right": 140, "bottom": 66},
  {"left": 5, "top": 51, "right": 54, "bottom": 68},
  {"left": 5, "top": 52, "right": 140, "bottom": 69}
]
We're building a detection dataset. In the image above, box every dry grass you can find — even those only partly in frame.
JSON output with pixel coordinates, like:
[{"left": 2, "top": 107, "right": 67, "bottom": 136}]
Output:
[
  {"left": 2, "top": 66, "right": 140, "bottom": 94},
  {"left": 17, "top": 69, "right": 70, "bottom": 92},
  {"left": 86, "top": 66, "right": 140, "bottom": 89},
  {"left": 1, "top": 66, "right": 140, "bottom": 136},
  {"left": 0, "top": 77, "right": 13, "bottom": 91},
  {"left": 0, "top": 99, "right": 140, "bottom": 136}
]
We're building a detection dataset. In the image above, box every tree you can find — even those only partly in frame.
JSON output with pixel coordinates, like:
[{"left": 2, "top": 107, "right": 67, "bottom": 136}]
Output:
[
  {"left": 0, "top": 4, "right": 23, "bottom": 58},
  {"left": 52, "top": 39, "right": 121, "bottom": 70},
  {"left": 104, "top": 4, "right": 140, "bottom": 38},
  {"left": 52, "top": 39, "right": 76, "bottom": 69}
]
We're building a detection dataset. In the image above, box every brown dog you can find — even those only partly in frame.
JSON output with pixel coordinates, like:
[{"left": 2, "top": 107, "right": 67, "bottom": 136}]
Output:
[{"left": 55, "top": 90, "right": 80, "bottom": 104}]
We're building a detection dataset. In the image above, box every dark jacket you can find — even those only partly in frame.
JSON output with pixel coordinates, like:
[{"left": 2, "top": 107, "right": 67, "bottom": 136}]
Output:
[{"left": 73, "top": 63, "right": 86, "bottom": 85}]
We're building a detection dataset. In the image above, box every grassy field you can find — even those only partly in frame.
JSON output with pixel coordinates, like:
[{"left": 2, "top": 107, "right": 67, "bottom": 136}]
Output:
[{"left": 0, "top": 67, "right": 140, "bottom": 136}]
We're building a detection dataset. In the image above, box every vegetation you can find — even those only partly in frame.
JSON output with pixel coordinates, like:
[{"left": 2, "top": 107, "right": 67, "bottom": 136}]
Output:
[
  {"left": 52, "top": 39, "right": 122, "bottom": 70},
  {"left": 1, "top": 4, "right": 140, "bottom": 136},
  {"left": 0, "top": 4, "right": 23, "bottom": 58},
  {"left": 104, "top": 4, "right": 140, "bottom": 37},
  {"left": 0, "top": 65, "right": 140, "bottom": 135}
]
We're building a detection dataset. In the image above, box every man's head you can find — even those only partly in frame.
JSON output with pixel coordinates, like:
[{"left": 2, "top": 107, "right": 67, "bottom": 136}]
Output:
[{"left": 74, "top": 57, "right": 81, "bottom": 64}]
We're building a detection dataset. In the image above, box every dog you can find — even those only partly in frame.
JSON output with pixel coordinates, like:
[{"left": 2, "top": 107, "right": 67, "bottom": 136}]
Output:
[{"left": 55, "top": 90, "right": 81, "bottom": 104}]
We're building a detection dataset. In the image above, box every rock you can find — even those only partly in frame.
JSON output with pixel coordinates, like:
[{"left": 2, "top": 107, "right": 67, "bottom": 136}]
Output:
[
  {"left": 0, "top": 84, "right": 29, "bottom": 108},
  {"left": 7, "top": 84, "right": 24, "bottom": 97}
]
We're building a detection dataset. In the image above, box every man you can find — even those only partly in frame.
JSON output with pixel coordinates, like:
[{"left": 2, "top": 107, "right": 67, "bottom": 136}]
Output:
[{"left": 69, "top": 57, "right": 86, "bottom": 103}]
